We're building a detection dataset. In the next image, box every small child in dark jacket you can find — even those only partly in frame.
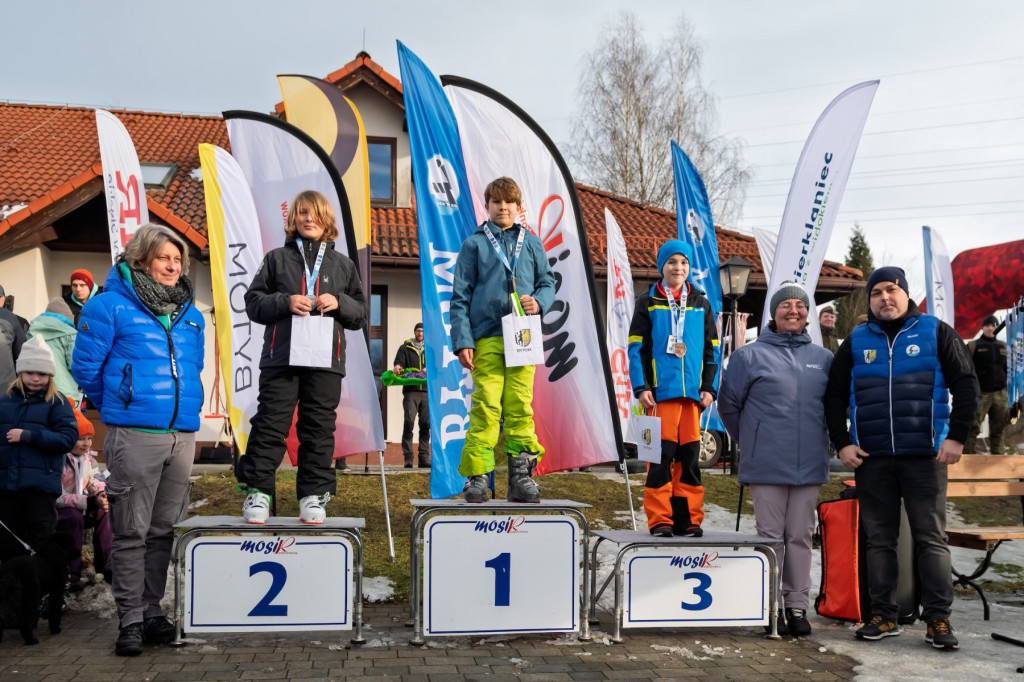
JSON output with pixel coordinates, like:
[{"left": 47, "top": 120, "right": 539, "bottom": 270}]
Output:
[
  {"left": 0, "top": 336, "right": 78, "bottom": 560},
  {"left": 236, "top": 190, "right": 367, "bottom": 525}
]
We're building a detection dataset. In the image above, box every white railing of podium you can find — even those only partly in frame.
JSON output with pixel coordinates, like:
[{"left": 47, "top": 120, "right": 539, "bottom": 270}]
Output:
[
  {"left": 407, "top": 499, "right": 592, "bottom": 644},
  {"left": 589, "top": 529, "right": 780, "bottom": 642},
  {"left": 171, "top": 515, "right": 366, "bottom": 645}
]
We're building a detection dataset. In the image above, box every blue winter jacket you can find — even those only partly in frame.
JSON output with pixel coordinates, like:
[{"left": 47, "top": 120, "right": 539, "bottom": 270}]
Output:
[
  {"left": 848, "top": 313, "right": 949, "bottom": 454},
  {"left": 0, "top": 390, "right": 78, "bottom": 494},
  {"left": 718, "top": 327, "right": 833, "bottom": 485},
  {"left": 449, "top": 222, "right": 555, "bottom": 351},
  {"left": 72, "top": 264, "right": 205, "bottom": 432},
  {"left": 627, "top": 282, "right": 719, "bottom": 403}
]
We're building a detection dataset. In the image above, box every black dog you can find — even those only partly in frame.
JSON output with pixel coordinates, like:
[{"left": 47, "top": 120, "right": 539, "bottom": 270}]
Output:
[{"left": 0, "top": 533, "right": 78, "bottom": 645}]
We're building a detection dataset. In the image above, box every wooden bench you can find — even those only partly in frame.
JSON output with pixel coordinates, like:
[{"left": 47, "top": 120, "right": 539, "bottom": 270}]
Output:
[{"left": 945, "top": 454, "right": 1024, "bottom": 620}]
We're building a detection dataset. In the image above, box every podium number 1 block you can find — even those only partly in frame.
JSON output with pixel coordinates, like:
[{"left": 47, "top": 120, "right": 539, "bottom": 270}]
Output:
[{"left": 423, "top": 515, "right": 580, "bottom": 636}]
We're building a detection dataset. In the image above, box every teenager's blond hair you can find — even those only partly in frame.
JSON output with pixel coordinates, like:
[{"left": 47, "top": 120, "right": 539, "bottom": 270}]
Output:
[
  {"left": 286, "top": 190, "right": 339, "bottom": 243},
  {"left": 484, "top": 177, "right": 523, "bottom": 206},
  {"left": 7, "top": 375, "right": 63, "bottom": 403},
  {"left": 121, "top": 223, "right": 190, "bottom": 275}
]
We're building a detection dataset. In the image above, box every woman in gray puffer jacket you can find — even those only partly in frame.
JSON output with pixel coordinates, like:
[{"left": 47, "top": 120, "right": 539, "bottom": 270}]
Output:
[{"left": 718, "top": 282, "right": 833, "bottom": 638}]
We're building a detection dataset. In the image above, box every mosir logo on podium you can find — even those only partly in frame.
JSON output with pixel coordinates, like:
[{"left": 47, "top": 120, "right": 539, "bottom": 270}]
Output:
[
  {"left": 184, "top": 534, "right": 354, "bottom": 632},
  {"left": 423, "top": 515, "right": 580, "bottom": 635},
  {"left": 624, "top": 547, "right": 768, "bottom": 628}
]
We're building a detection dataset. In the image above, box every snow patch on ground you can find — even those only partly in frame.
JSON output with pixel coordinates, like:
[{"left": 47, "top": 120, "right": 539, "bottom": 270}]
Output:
[{"left": 361, "top": 575, "right": 395, "bottom": 602}]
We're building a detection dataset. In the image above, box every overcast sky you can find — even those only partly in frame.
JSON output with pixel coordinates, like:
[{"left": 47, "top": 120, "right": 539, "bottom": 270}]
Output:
[{"left": 4, "top": 0, "right": 1022, "bottom": 302}]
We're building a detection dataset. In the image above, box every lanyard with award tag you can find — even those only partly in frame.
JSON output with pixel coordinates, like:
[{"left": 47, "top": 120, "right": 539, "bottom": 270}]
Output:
[
  {"left": 295, "top": 237, "right": 327, "bottom": 303},
  {"left": 664, "top": 282, "right": 687, "bottom": 358},
  {"left": 481, "top": 222, "right": 526, "bottom": 308}
]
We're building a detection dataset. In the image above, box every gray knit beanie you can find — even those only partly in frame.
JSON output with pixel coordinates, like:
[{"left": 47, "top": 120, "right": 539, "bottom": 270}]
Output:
[
  {"left": 17, "top": 335, "right": 57, "bottom": 376},
  {"left": 45, "top": 297, "right": 74, "bottom": 320},
  {"left": 770, "top": 281, "right": 810, "bottom": 317}
]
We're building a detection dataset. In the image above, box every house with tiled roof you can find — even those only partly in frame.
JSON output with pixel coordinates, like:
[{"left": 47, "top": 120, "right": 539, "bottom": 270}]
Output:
[{"left": 0, "top": 52, "right": 862, "bottom": 457}]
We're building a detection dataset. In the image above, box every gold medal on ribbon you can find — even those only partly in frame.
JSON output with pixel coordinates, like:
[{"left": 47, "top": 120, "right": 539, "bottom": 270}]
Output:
[{"left": 673, "top": 342, "right": 686, "bottom": 358}]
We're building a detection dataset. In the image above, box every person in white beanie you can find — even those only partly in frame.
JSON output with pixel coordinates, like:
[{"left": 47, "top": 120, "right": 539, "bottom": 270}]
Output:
[{"left": 0, "top": 335, "right": 78, "bottom": 560}]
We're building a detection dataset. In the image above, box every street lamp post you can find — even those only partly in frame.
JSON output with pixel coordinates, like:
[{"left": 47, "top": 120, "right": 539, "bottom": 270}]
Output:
[{"left": 718, "top": 256, "right": 754, "bottom": 486}]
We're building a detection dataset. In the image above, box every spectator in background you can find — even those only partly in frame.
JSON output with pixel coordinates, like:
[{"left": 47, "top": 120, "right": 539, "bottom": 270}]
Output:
[
  {"left": 819, "top": 305, "right": 840, "bottom": 355},
  {"left": 964, "top": 315, "right": 1008, "bottom": 454},
  {"left": 64, "top": 268, "right": 102, "bottom": 327},
  {"left": 0, "top": 283, "right": 27, "bottom": 389},
  {"left": 393, "top": 322, "right": 430, "bottom": 468},
  {"left": 28, "top": 298, "right": 81, "bottom": 404},
  {"left": 56, "top": 401, "right": 111, "bottom": 592}
]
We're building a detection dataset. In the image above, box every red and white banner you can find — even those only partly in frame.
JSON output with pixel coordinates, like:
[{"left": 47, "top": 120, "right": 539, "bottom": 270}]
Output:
[
  {"left": 763, "top": 81, "right": 879, "bottom": 340},
  {"left": 223, "top": 111, "right": 385, "bottom": 457},
  {"left": 444, "top": 77, "right": 623, "bottom": 471},
  {"left": 605, "top": 208, "right": 638, "bottom": 443},
  {"left": 95, "top": 109, "right": 148, "bottom": 262}
]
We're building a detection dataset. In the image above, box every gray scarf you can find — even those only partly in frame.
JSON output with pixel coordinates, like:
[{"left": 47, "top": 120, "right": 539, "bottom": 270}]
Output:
[{"left": 131, "top": 268, "right": 193, "bottom": 316}]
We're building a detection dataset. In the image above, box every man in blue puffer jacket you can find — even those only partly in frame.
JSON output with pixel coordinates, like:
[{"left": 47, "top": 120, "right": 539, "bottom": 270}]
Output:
[
  {"left": 72, "top": 224, "right": 205, "bottom": 656},
  {"left": 825, "top": 267, "right": 978, "bottom": 651}
]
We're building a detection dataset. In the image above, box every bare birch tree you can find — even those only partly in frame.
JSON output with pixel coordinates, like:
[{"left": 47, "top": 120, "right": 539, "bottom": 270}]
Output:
[{"left": 569, "top": 12, "right": 753, "bottom": 225}]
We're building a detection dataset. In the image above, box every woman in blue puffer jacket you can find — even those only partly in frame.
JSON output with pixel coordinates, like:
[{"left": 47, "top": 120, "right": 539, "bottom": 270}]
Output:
[
  {"left": 72, "top": 223, "right": 205, "bottom": 656},
  {"left": 718, "top": 282, "right": 833, "bottom": 638}
]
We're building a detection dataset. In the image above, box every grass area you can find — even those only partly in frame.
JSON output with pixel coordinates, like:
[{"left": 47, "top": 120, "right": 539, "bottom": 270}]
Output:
[{"left": 188, "top": 466, "right": 1024, "bottom": 601}]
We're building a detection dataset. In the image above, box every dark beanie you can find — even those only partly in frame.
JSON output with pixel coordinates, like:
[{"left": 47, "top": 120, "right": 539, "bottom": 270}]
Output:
[
  {"left": 414, "top": 322, "right": 423, "bottom": 332},
  {"left": 866, "top": 267, "right": 909, "bottom": 296},
  {"left": 769, "top": 281, "right": 810, "bottom": 317},
  {"left": 982, "top": 315, "right": 999, "bottom": 327}
]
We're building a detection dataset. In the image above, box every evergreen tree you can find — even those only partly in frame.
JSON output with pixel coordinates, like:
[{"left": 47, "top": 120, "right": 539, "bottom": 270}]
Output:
[{"left": 835, "top": 225, "right": 874, "bottom": 338}]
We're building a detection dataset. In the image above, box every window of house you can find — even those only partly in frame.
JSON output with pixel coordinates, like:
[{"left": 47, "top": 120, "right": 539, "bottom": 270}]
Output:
[
  {"left": 140, "top": 163, "right": 178, "bottom": 190},
  {"left": 367, "top": 138, "right": 396, "bottom": 206}
]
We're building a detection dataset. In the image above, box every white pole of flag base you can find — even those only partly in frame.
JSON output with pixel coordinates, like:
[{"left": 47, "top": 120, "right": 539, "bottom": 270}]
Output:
[
  {"left": 620, "top": 461, "right": 637, "bottom": 532},
  {"left": 378, "top": 451, "right": 395, "bottom": 562}
]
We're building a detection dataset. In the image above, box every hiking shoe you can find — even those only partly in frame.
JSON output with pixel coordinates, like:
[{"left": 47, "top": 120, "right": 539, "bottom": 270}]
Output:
[
  {"left": 926, "top": 618, "right": 959, "bottom": 650},
  {"left": 299, "top": 493, "right": 331, "bottom": 524},
  {"left": 679, "top": 524, "right": 703, "bottom": 537},
  {"left": 142, "top": 615, "right": 176, "bottom": 644},
  {"left": 855, "top": 615, "right": 901, "bottom": 640},
  {"left": 115, "top": 623, "right": 144, "bottom": 656},
  {"left": 650, "top": 524, "right": 673, "bottom": 537},
  {"left": 786, "top": 608, "right": 812, "bottom": 637},
  {"left": 507, "top": 452, "right": 541, "bottom": 503},
  {"left": 463, "top": 474, "right": 490, "bottom": 503},
  {"left": 242, "top": 490, "right": 271, "bottom": 524}
]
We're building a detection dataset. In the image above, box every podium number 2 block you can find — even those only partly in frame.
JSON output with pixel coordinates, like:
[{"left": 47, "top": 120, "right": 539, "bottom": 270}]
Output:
[
  {"left": 423, "top": 515, "right": 580, "bottom": 635},
  {"left": 184, "top": 535, "right": 354, "bottom": 632}
]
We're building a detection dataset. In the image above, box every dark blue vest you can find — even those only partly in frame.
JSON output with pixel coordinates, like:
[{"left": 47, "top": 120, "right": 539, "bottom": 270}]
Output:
[{"left": 848, "top": 314, "right": 949, "bottom": 455}]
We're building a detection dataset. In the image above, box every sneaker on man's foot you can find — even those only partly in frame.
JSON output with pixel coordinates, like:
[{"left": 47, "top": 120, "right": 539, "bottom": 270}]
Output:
[
  {"left": 855, "top": 615, "right": 900, "bottom": 640},
  {"left": 764, "top": 609, "right": 788, "bottom": 636},
  {"left": 299, "top": 493, "right": 331, "bottom": 524},
  {"left": 242, "top": 490, "right": 271, "bottom": 524},
  {"left": 142, "top": 615, "right": 176, "bottom": 644},
  {"left": 786, "top": 608, "right": 812, "bottom": 637},
  {"left": 925, "top": 618, "right": 959, "bottom": 650},
  {"left": 507, "top": 452, "right": 541, "bottom": 503},
  {"left": 650, "top": 524, "right": 673, "bottom": 537},
  {"left": 678, "top": 524, "right": 703, "bottom": 537},
  {"left": 115, "top": 623, "right": 144, "bottom": 656},
  {"left": 463, "top": 474, "right": 490, "bottom": 503}
]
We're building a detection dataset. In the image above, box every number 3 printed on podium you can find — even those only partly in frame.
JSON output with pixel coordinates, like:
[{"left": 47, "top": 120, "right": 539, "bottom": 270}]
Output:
[
  {"left": 681, "top": 572, "right": 713, "bottom": 611},
  {"left": 248, "top": 561, "right": 289, "bottom": 617}
]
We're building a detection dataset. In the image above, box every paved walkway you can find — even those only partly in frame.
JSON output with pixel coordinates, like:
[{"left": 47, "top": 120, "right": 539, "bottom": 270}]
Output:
[{"left": 1, "top": 603, "right": 858, "bottom": 681}]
